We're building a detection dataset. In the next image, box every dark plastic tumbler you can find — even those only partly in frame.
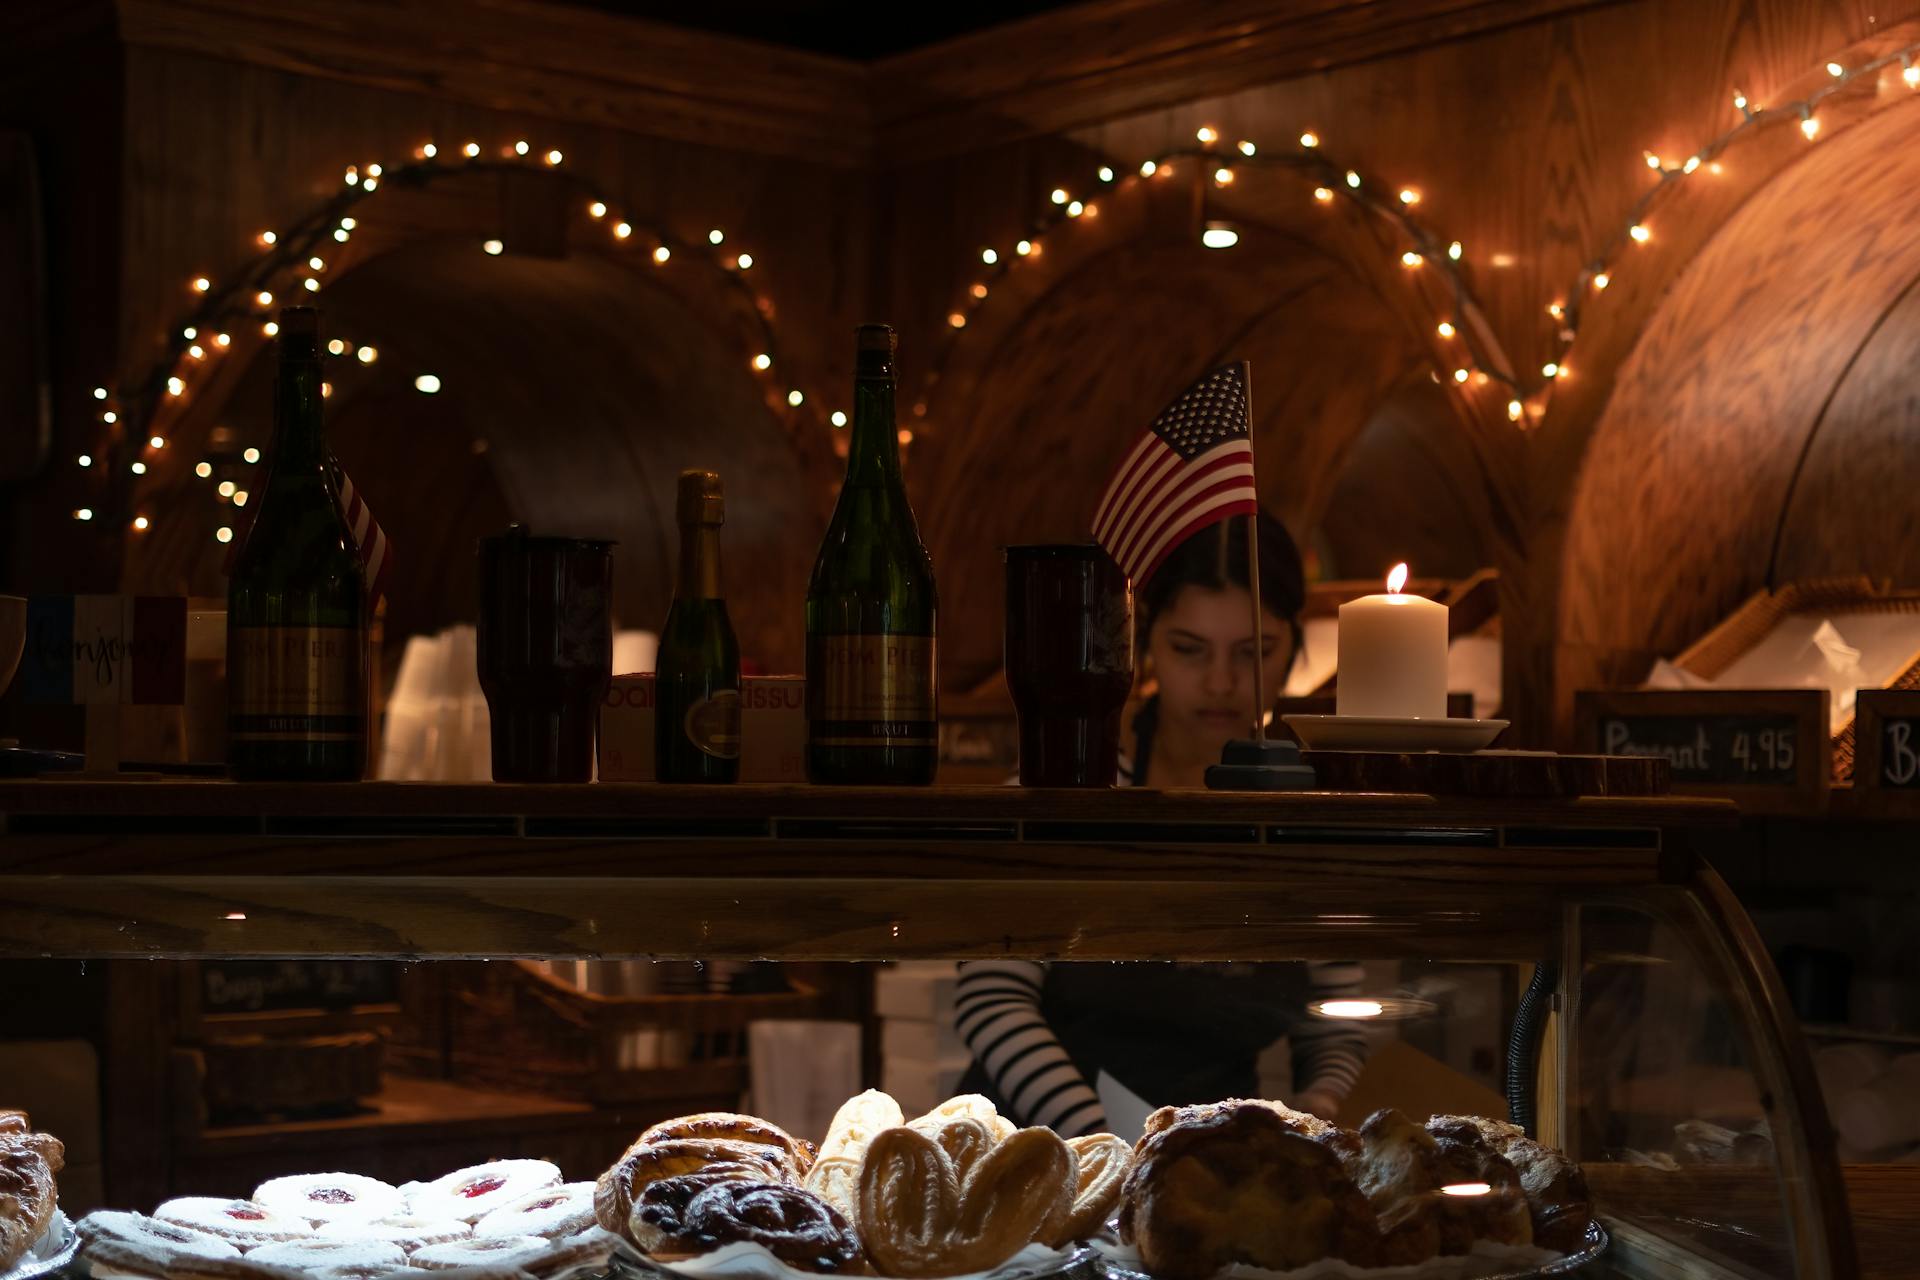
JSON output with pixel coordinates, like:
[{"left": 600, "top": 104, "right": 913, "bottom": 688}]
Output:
[
  {"left": 1004, "top": 544, "right": 1135, "bottom": 787},
  {"left": 477, "top": 527, "right": 614, "bottom": 783}
]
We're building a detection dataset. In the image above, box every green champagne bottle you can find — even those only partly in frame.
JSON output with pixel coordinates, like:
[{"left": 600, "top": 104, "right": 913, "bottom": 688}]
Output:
[
  {"left": 655, "top": 469, "right": 742, "bottom": 783},
  {"left": 226, "top": 307, "right": 369, "bottom": 781},
  {"left": 805, "top": 324, "right": 938, "bottom": 785}
]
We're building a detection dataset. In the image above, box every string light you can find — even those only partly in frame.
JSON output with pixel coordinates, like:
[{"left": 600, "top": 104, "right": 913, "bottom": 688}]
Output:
[
  {"left": 1800, "top": 108, "right": 1819, "bottom": 140},
  {"left": 132, "top": 516, "right": 148, "bottom": 530},
  {"left": 544, "top": 149, "right": 563, "bottom": 165},
  {"left": 1906, "top": 57, "right": 1920, "bottom": 87},
  {"left": 216, "top": 527, "right": 233, "bottom": 543},
  {"left": 1050, "top": 188, "right": 1067, "bottom": 204},
  {"left": 709, "top": 229, "right": 725, "bottom": 244},
  {"left": 413, "top": 374, "right": 442, "bottom": 394},
  {"left": 1098, "top": 165, "right": 1115, "bottom": 180},
  {"left": 232, "top": 490, "right": 249, "bottom": 507},
  {"left": 463, "top": 141, "right": 480, "bottom": 157},
  {"left": 329, "top": 339, "right": 347, "bottom": 355},
  {"left": 788, "top": 389, "right": 805, "bottom": 405},
  {"left": 1398, "top": 188, "right": 1419, "bottom": 205},
  {"left": 1313, "top": 186, "right": 1333, "bottom": 202},
  {"left": 192, "top": 276, "right": 211, "bottom": 292},
  {"left": 752, "top": 353, "right": 772, "bottom": 371},
  {"left": 1195, "top": 126, "right": 1217, "bottom": 144},
  {"left": 483, "top": 239, "right": 504, "bottom": 255},
  {"left": 1066, "top": 200, "right": 1084, "bottom": 216},
  {"left": 195, "top": 462, "right": 212, "bottom": 478},
  {"left": 1452, "top": 368, "right": 1470, "bottom": 383},
  {"left": 309, "top": 256, "right": 324, "bottom": 271},
  {"left": 166, "top": 377, "right": 184, "bottom": 396},
  {"left": 150, "top": 435, "right": 165, "bottom": 448},
  {"left": 1447, "top": 241, "right": 1462, "bottom": 260},
  {"left": 1344, "top": 170, "right": 1360, "bottom": 188},
  {"left": 214, "top": 332, "right": 230, "bottom": 347},
  {"left": 1542, "top": 362, "right": 1559, "bottom": 378},
  {"left": 78, "top": 454, "right": 91, "bottom": 467},
  {"left": 422, "top": 142, "right": 437, "bottom": 158},
  {"left": 1201, "top": 223, "right": 1240, "bottom": 249},
  {"left": 1299, "top": 131, "right": 1319, "bottom": 148},
  {"left": 653, "top": 245, "right": 671, "bottom": 263},
  {"left": 255, "top": 290, "right": 273, "bottom": 306},
  {"left": 1683, "top": 155, "right": 1701, "bottom": 174},
  {"left": 102, "top": 412, "right": 115, "bottom": 423},
  {"left": 735, "top": 253, "right": 754, "bottom": 269},
  {"left": 74, "top": 509, "right": 91, "bottom": 521},
  {"left": 1592, "top": 272, "right": 1611, "bottom": 290},
  {"left": 341, "top": 217, "right": 356, "bottom": 229},
  {"left": 357, "top": 346, "right": 377, "bottom": 364},
  {"left": 981, "top": 248, "right": 998, "bottom": 264},
  {"left": 130, "top": 461, "right": 146, "bottom": 475},
  {"left": 1401, "top": 251, "right": 1422, "bottom": 268},
  {"left": 1016, "top": 239, "right": 1033, "bottom": 255},
  {"left": 1237, "top": 141, "right": 1255, "bottom": 157},
  {"left": 1213, "top": 167, "right": 1234, "bottom": 186},
  {"left": 589, "top": 201, "right": 606, "bottom": 217},
  {"left": 93, "top": 386, "right": 108, "bottom": 400},
  {"left": 344, "top": 166, "right": 358, "bottom": 185},
  {"left": 1733, "top": 90, "right": 1748, "bottom": 112},
  {"left": 1507, "top": 399, "right": 1524, "bottom": 422},
  {"left": 830, "top": 411, "right": 847, "bottom": 427},
  {"left": 1139, "top": 160, "right": 1156, "bottom": 177},
  {"left": 303, "top": 278, "right": 320, "bottom": 292},
  {"left": 243, "top": 447, "right": 260, "bottom": 463},
  {"left": 263, "top": 321, "right": 279, "bottom": 336},
  {"left": 1629, "top": 223, "right": 1650, "bottom": 243},
  {"left": 613, "top": 222, "right": 632, "bottom": 239},
  {"left": 1826, "top": 61, "right": 1845, "bottom": 77},
  {"left": 1436, "top": 321, "right": 1455, "bottom": 338},
  {"left": 258, "top": 231, "right": 276, "bottom": 245},
  {"left": 513, "top": 140, "right": 530, "bottom": 156},
  {"left": 218, "top": 481, "right": 236, "bottom": 497},
  {"left": 1644, "top": 151, "right": 1662, "bottom": 170}
]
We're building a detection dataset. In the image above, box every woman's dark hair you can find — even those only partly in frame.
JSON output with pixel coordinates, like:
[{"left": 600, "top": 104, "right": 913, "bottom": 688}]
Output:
[{"left": 1136, "top": 511, "right": 1306, "bottom": 661}]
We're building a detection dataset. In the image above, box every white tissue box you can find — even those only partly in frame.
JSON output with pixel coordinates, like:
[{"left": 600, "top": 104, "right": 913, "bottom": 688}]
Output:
[
  {"left": 882, "top": 1016, "right": 968, "bottom": 1064},
  {"left": 875, "top": 962, "right": 960, "bottom": 1020}
]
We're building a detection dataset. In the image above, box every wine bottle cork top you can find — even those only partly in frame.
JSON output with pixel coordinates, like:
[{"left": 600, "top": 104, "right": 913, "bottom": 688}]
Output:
[
  {"left": 278, "top": 306, "right": 321, "bottom": 357},
  {"left": 856, "top": 323, "right": 896, "bottom": 354},
  {"left": 677, "top": 469, "right": 725, "bottom": 525}
]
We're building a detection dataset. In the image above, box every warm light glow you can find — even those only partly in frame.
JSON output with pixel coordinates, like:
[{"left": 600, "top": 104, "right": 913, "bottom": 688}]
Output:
[
  {"left": 263, "top": 321, "right": 279, "bottom": 336},
  {"left": 243, "top": 447, "right": 260, "bottom": 464},
  {"left": 216, "top": 526, "right": 233, "bottom": 543},
  {"left": 1801, "top": 112, "right": 1820, "bottom": 140},
  {"left": 970, "top": 283, "right": 988, "bottom": 299},
  {"left": 1299, "top": 130, "right": 1319, "bottom": 148},
  {"left": 255, "top": 290, "right": 273, "bottom": 306},
  {"left": 1542, "top": 362, "right": 1560, "bottom": 377},
  {"left": 1201, "top": 223, "right": 1240, "bottom": 249},
  {"left": 1447, "top": 241, "right": 1462, "bottom": 261},
  {"left": 653, "top": 245, "right": 671, "bottom": 263},
  {"left": 232, "top": 490, "right": 249, "bottom": 506},
  {"left": 1066, "top": 200, "right": 1084, "bottom": 216},
  {"left": 341, "top": 217, "right": 356, "bottom": 230},
  {"left": 1452, "top": 368, "right": 1469, "bottom": 383},
  {"left": 102, "top": 412, "right": 116, "bottom": 423},
  {"left": 329, "top": 339, "right": 346, "bottom": 355},
  {"left": 1398, "top": 187, "right": 1419, "bottom": 205},
  {"left": 303, "top": 278, "right": 320, "bottom": 292},
  {"left": 192, "top": 276, "right": 210, "bottom": 292},
  {"left": 514, "top": 140, "right": 530, "bottom": 155},
  {"left": 334, "top": 228, "right": 349, "bottom": 242},
  {"left": 1436, "top": 321, "right": 1455, "bottom": 338},
  {"left": 1237, "top": 140, "right": 1255, "bottom": 157},
  {"left": 483, "top": 238, "right": 504, "bottom": 255},
  {"left": 830, "top": 411, "right": 847, "bottom": 427},
  {"left": 362, "top": 179, "right": 380, "bottom": 192},
  {"left": 1733, "top": 91, "right": 1748, "bottom": 111},
  {"left": 753, "top": 353, "right": 772, "bottom": 371},
  {"left": 1644, "top": 151, "right": 1662, "bottom": 170},
  {"left": 181, "top": 328, "right": 196, "bottom": 340},
  {"left": 223, "top": 910, "right": 247, "bottom": 921},
  {"left": 1907, "top": 62, "right": 1920, "bottom": 88},
  {"left": 736, "top": 252, "right": 754, "bottom": 269},
  {"left": 1195, "top": 125, "right": 1217, "bottom": 144},
  {"left": 344, "top": 166, "right": 358, "bottom": 185},
  {"left": 948, "top": 312, "right": 967, "bottom": 328},
  {"left": 132, "top": 516, "right": 149, "bottom": 530},
  {"left": 1398, "top": 250, "right": 1423, "bottom": 268},
  {"left": 214, "top": 332, "right": 230, "bottom": 347},
  {"left": 1683, "top": 155, "right": 1701, "bottom": 173},
  {"left": 589, "top": 201, "right": 606, "bottom": 218},
  {"left": 545, "top": 149, "right": 563, "bottom": 165},
  {"left": 1050, "top": 187, "right": 1068, "bottom": 204},
  {"left": 1592, "top": 272, "right": 1611, "bottom": 290},
  {"left": 309, "top": 256, "right": 325, "bottom": 271},
  {"left": 463, "top": 141, "right": 480, "bottom": 157},
  {"left": 708, "top": 229, "right": 724, "bottom": 245},
  {"left": 150, "top": 435, "right": 165, "bottom": 449},
  {"left": 614, "top": 222, "right": 632, "bottom": 239},
  {"left": 1508, "top": 399, "right": 1524, "bottom": 422},
  {"left": 195, "top": 462, "right": 212, "bottom": 478},
  {"left": 258, "top": 230, "right": 277, "bottom": 246},
  {"left": 414, "top": 374, "right": 441, "bottom": 394},
  {"left": 422, "top": 142, "right": 437, "bottom": 158},
  {"left": 1321, "top": 998, "right": 1387, "bottom": 1019},
  {"left": 1016, "top": 239, "right": 1033, "bottom": 255},
  {"left": 77, "top": 454, "right": 91, "bottom": 467},
  {"left": 1554, "top": 364, "right": 1570, "bottom": 379},
  {"left": 219, "top": 481, "right": 237, "bottom": 497},
  {"left": 1313, "top": 186, "right": 1333, "bottom": 202},
  {"left": 1441, "top": 1183, "right": 1493, "bottom": 1198},
  {"left": 167, "top": 376, "right": 184, "bottom": 396},
  {"left": 188, "top": 344, "right": 204, "bottom": 359},
  {"left": 1213, "top": 167, "right": 1234, "bottom": 186},
  {"left": 980, "top": 247, "right": 997, "bottom": 264},
  {"left": 1629, "top": 223, "right": 1650, "bottom": 243},
  {"left": 1547, "top": 301, "right": 1564, "bottom": 319},
  {"left": 897, "top": 428, "right": 913, "bottom": 445},
  {"left": 357, "top": 346, "right": 377, "bottom": 364},
  {"left": 1345, "top": 170, "right": 1360, "bottom": 188},
  {"left": 1139, "top": 160, "right": 1156, "bottom": 177},
  {"left": 74, "top": 508, "right": 91, "bottom": 521},
  {"left": 1827, "top": 61, "right": 1845, "bottom": 77},
  {"left": 785, "top": 389, "right": 805, "bottom": 407},
  {"left": 130, "top": 462, "right": 146, "bottom": 475},
  {"left": 321, "top": 383, "right": 331, "bottom": 398}
]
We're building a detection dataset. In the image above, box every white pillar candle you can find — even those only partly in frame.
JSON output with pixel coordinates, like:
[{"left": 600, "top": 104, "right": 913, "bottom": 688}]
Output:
[{"left": 1337, "top": 563, "right": 1450, "bottom": 719}]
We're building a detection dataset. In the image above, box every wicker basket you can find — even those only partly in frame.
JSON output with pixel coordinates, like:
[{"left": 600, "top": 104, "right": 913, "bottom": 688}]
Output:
[{"left": 439, "top": 962, "right": 820, "bottom": 1107}]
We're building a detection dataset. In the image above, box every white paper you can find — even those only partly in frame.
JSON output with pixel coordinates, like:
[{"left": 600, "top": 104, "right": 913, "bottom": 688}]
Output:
[
  {"left": 1096, "top": 1070, "right": 1156, "bottom": 1145},
  {"left": 633, "top": 1238, "right": 1088, "bottom": 1280}
]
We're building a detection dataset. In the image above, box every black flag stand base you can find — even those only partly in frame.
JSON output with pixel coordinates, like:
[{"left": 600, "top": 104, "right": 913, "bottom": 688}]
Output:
[{"left": 1205, "top": 736, "right": 1317, "bottom": 791}]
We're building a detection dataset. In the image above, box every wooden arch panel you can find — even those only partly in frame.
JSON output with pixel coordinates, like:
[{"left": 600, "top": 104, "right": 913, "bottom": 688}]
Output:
[
  {"left": 1555, "top": 97, "right": 1920, "bottom": 719},
  {"left": 125, "top": 240, "right": 829, "bottom": 672}
]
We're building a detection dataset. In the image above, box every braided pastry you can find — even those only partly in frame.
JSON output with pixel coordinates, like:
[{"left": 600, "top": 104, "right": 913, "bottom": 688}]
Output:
[{"left": 597, "top": 1141, "right": 790, "bottom": 1238}]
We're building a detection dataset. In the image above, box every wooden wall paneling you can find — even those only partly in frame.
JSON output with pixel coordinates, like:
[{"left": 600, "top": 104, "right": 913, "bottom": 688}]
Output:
[{"left": 1550, "top": 95, "right": 1920, "bottom": 736}]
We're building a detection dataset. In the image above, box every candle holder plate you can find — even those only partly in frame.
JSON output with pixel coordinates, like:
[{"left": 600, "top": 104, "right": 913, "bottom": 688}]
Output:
[{"left": 1282, "top": 714, "right": 1508, "bottom": 753}]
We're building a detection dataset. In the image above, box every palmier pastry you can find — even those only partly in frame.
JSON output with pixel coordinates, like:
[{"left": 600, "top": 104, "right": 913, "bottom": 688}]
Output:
[
  {"left": 0, "top": 1129, "right": 64, "bottom": 1273},
  {"left": 635, "top": 1113, "right": 816, "bottom": 1176},
  {"left": 410, "top": 1160, "right": 563, "bottom": 1225},
  {"left": 818, "top": 1090, "right": 905, "bottom": 1166},
  {"left": 1426, "top": 1114, "right": 1591, "bottom": 1251},
  {"left": 909, "top": 1118, "right": 998, "bottom": 1183},
  {"left": 155, "top": 1197, "right": 315, "bottom": 1248},
  {"left": 658, "top": 1181, "right": 864, "bottom": 1274},
  {"left": 1045, "top": 1134, "right": 1133, "bottom": 1246},
  {"left": 256, "top": 1173, "right": 406, "bottom": 1226},
  {"left": 858, "top": 1125, "right": 1075, "bottom": 1278},
  {"left": 1119, "top": 1102, "right": 1382, "bottom": 1279},
  {"left": 800, "top": 1156, "right": 861, "bottom": 1224},
  {"left": 598, "top": 1146, "right": 784, "bottom": 1239}
]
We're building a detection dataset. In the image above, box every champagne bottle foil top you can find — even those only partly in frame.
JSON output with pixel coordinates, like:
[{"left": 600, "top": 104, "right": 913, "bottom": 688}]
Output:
[
  {"left": 278, "top": 305, "right": 321, "bottom": 358},
  {"left": 856, "top": 323, "right": 897, "bottom": 354},
  {"left": 677, "top": 469, "right": 725, "bottom": 526}
]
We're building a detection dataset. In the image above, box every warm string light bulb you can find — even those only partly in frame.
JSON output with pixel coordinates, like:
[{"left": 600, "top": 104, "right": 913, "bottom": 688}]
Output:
[
  {"left": 1542, "top": 362, "right": 1560, "bottom": 378},
  {"left": 1299, "top": 130, "right": 1319, "bottom": 148},
  {"left": 1906, "top": 58, "right": 1920, "bottom": 87},
  {"left": 1826, "top": 61, "right": 1845, "bottom": 77},
  {"left": 1400, "top": 251, "right": 1422, "bottom": 268},
  {"left": 1195, "top": 125, "right": 1217, "bottom": 144},
  {"left": 1452, "top": 368, "right": 1469, "bottom": 383},
  {"left": 1016, "top": 239, "right": 1033, "bottom": 256},
  {"left": 1066, "top": 201, "right": 1084, "bottom": 216},
  {"left": 1397, "top": 188, "right": 1419, "bottom": 205},
  {"left": 1139, "top": 160, "right": 1156, "bottom": 177},
  {"left": 589, "top": 201, "right": 606, "bottom": 218},
  {"left": 752, "top": 353, "right": 771, "bottom": 371},
  {"left": 1629, "top": 223, "right": 1650, "bottom": 243},
  {"left": 787, "top": 389, "right": 805, "bottom": 405},
  {"left": 709, "top": 229, "right": 725, "bottom": 244},
  {"left": 483, "top": 239, "right": 504, "bottom": 255},
  {"left": 1344, "top": 170, "right": 1360, "bottom": 188},
  {"left": 1436, "top": 321, "right": 1455, "bottom": 338},
  {"left": 243, "top": 447, "right": 260, "bottom": 463},
  {"left": 1507, "top": 399, "right": 1524, "bottom": 422},
  {"left": 1098, "top": 165, "right": 1115, "bottom": 181},
  {"left": 613, "top": 222, "right": 632, "bottom": 239},
  {"left": 830, "top": 411, "right": 847, "bottom": 427},
  {"left": 545, "top": 149, "right": 563, "bottom": 165},
  {"left": 1313, "top": 186, "right": 1333, "bottom": 202},
  {"left": 1800, "top": 109, "right": 1820, "bottom": 140},
  {"left": 1213, "top": 167, "right": 1234, "bottom": 186},
  {"left": 980, "top": 248, "right": 997, "bottom": 265},
  {"left": 735, "top": 252, "right": 754, "bottom": 269},
  {"left": 216, "top": 527, "right": 233, "bottom": 543},
  {"left": 192, "top": 276, "right": 211, "bottom": 292},
  {"left": 195, "top": 462, "right": 212, "bottom": 478},
  {"left": 513, "top": 140, "right": 530, "bottom": 156},
  {"left": 652, "top": 245, "right": 671, "bottom": 264},
  {"left": 1237, "top": 140, "right": 1255, "bottom": 156},
  {"left": 1050, "top": 188, "right": 1068, "bottom": 204},
  {"left": 258, "top": 231, "right": 277, "bottom": 245},
  {"left": 1592, "top": 272, "right": 1611, "bottom": 290}
]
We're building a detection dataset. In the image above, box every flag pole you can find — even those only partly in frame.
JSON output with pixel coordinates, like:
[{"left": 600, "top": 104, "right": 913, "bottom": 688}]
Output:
[{"left": 1241, "top": 361, "right": 1267, "bottom": 743}]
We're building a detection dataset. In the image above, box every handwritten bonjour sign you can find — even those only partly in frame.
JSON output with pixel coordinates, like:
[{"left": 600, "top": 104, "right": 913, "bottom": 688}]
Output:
[
  {"left": 20, "top": 595, "right": 185, "bottom": 705},
  {"left": 1574, "top": 688, "right": 1829, "bottom": 813}
]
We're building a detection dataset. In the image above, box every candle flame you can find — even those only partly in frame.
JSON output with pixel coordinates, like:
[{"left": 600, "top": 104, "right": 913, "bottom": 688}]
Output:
[
  {"left": 1440, "top": 1182, "right": 1492, "bottom": 1198},
  {"left": 1387, "top": 563, "right": 1409, "bottom": 594}
]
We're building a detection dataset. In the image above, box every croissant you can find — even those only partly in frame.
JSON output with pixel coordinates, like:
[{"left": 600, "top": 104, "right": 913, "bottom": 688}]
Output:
[{"left": 0, "top": 1130, "right": 65, "bottom": 1273}]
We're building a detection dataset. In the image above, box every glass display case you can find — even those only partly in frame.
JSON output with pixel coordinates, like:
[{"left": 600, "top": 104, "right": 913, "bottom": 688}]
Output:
[{"left": 0, "top": 783, "right": 1851, "bottom": 1279}]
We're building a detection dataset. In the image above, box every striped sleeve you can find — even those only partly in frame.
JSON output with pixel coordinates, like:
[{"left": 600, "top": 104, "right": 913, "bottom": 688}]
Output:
[
  {"left": 1291, "top": 960, "right": 1370, "bottom": 1101},
  {"left": 954, "top": 960, "right": 1108, "bottom": 1136}
]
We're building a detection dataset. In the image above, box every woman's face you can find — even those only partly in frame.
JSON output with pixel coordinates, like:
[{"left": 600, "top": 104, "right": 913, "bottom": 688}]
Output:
[{"left": 1147, "top": 585, "right": 1294, "bottom": 746}]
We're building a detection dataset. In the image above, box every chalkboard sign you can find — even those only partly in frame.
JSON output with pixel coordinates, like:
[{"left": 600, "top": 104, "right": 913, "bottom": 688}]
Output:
[
  {"left": 200, "top": 961, "right": 398, "bottom": 1016},
  {"left": 1575, "top": 689, "right": 1829, "bottom": 815},
  {"left": 1853, "top": 690, "right": 1920, "bottom": 816}
]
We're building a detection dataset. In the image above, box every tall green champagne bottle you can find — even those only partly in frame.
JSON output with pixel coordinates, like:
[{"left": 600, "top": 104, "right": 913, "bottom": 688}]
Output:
[
  {"left": 805, "top": 324, "right": 938, "bottom": 784},
  {"left": 655, "top": 469, "right": 741, "bottom": 783},
  {"left": 226, "top": 307, "right": 369, "bottom": 780}
]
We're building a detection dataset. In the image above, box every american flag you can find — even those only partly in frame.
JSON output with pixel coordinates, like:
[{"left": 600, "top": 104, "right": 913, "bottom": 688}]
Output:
[
  {"left": 1091, "top": 361, "right": 1258, "bottom": 586},
  {"left": 336, "top": 469, "right": 392, "bottom": 607}
]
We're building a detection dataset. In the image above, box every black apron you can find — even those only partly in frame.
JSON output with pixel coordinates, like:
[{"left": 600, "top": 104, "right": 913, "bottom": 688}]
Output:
[{"left": 956, "top": 961, "right": 1307, "bottom": 1117}]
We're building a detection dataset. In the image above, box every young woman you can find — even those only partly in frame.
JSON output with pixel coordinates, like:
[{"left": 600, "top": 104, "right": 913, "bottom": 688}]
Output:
[{"left": 954, "top": 515, "right": 1368, "bottom": 1135}]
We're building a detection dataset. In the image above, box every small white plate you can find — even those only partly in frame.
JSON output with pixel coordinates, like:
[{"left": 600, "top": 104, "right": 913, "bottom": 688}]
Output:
[
  {"left": 9, "top": 1211, "right": 77, "bottom": 1280},
  {"left": 1283, "top": 714, "right": 1509, "bottom": 753}
]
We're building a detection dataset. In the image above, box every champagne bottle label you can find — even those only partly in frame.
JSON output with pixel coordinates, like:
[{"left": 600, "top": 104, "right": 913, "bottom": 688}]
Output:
[
  {"left": 808, "top": 634, "right": 937, "bottom": 746},
  {"left": 229, "top": 625, "right": 365, "bottom": 742},
  {"left": 683, "top": 690, "right": 742, "bottom": 760}
]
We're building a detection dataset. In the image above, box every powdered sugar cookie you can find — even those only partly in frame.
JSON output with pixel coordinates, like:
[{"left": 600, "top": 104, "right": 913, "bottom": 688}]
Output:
[
  {"left": 409, "top": 1163, "right": 561, "bottom": 1224},
  {"left": 255, "top": 1174, "right": 407, "bottom": 1226},
  {"left": 248, "top": 1238, "right": 406, "bottom": 1277},
  {"left": 76, "top": 1210, "right": 288, "bottom": 1278},
  {"left": 318, "top": 1215, "right": 471, "bottom": 1254},
  {"left": 472, "top": 1185, "right": 594, "bottom": 1242},
  {"left": 410, "top": 1235, "right": 551, "bottom": 1272},
  {"left": 155, "top": 1197, "right": 315, "bottom": 1247}
]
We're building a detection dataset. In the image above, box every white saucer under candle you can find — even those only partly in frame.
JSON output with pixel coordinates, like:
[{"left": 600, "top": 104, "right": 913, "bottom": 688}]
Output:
[{"left": 1337, "top": 562, "right": 1448, "bottom": 718}]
